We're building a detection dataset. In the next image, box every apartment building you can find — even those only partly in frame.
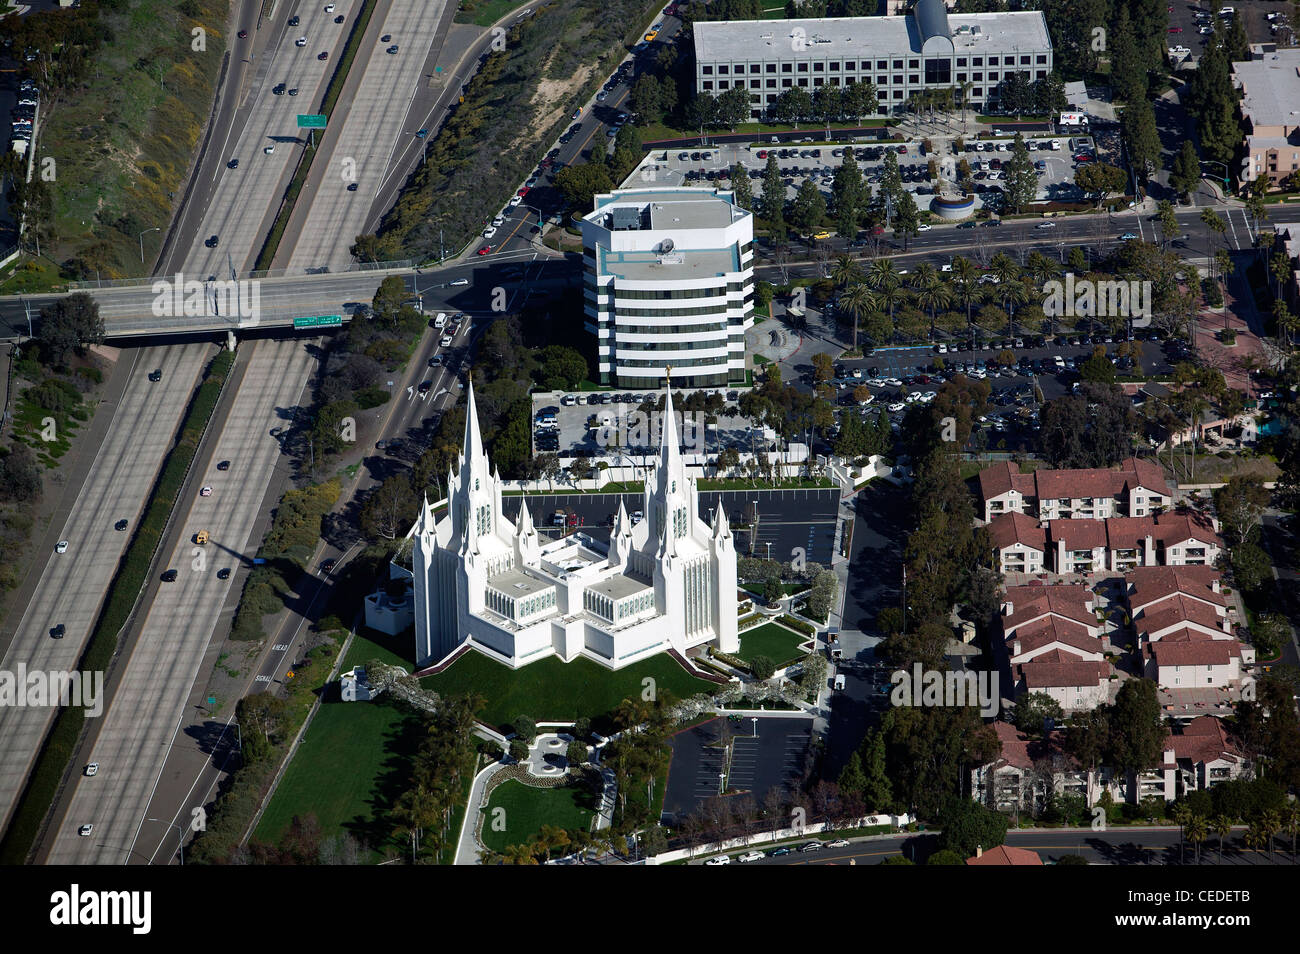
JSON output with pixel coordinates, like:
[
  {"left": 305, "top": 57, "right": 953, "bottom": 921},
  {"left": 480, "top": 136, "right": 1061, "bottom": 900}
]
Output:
[
  {"left": 581, "top": 188, "right": 754, "bottom": 389},
  {"left": 692, "top": 0, "right": 1052, "bottom": 119},
  {"left": 1233, "top": 48, "right": 1300, "bottom": 191},
  {"left": 989, "top": 512, "right": 1222, "bottom": 576},
  {"left": 999, "top": 585, "right": 1112, "bottom": 714},
  {"left": 978, "top": 458, "right": 1172, "bottom": 524}
]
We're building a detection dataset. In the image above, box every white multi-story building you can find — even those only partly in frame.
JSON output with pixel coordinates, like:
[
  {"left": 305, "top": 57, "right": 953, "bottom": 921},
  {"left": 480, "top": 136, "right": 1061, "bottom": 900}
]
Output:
[
  {"left": 397, "top": 381, "right": 739, "bottom": 670},
  {"left": 692, "top": 0, "right": 1053, "bottom": 119},
  {"left": 582, "top": 188, "right": 755, "bottom": 390}
]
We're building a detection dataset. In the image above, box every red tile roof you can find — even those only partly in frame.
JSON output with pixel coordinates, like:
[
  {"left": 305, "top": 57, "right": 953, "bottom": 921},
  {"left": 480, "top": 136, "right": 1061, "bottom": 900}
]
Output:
[
  {"left": 1036, "top": 467, "right": 1126, "bottom": 502},
  {"left": 967, "top": 845, "right": 1044, "bottom": 866},
  {"left": 1137, "top": 598, "right": 1227, "bottom": 639},
  {"left": 1046, "top": 518, "right": 1108, "bottom": 550},
  {"left": 1018, "top": 658, "right": 1110, "bottom": 689},
  {"left": 1105, "top": 516, "right": 1156, "bottom": 550},
  {"left": 985, "top": 722, "right": 1077, "bottom": 772},
  {"left": 977, "top": 457, "right": 1172, "bottom": 509},
  {"left": 1169, "top": 716, "right": 1245, "bottom": 766},
  {"left": 1127, "top": 566, "right": 1224, "bottom": 611},
  {"left": 1149, "top": 638, "right": 1241, "bottom": 667},
  {"left": 1153, "top": 513, "right": 1222, "bottom": 548},
  {"left": 1003, "top": 585, "right": 1097, "bottom": 634},
  {"left": 1006, "top": 618, "right": 1105, "bottom": 660},
  {"left": 989, "top": 512, "right": 1047, "bottom": 552}
]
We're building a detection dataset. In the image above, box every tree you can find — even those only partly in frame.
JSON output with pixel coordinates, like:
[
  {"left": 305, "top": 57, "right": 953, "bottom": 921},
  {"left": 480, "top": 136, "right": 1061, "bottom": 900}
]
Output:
[
  {"left": 935, "top": 796, "right": 1009, "bottom": 858},
  {"left": 1003, "top": 133, "right": 1038, "bottom": 213},
  {"left": 831, "top": 150, "right": 867, "bottom": 238},
  {"left": 1122, "top": 98, "right": 1161, "bottom": 184},
  {"left": 1079, "top": 351, "right": 1117, "bottom": 385},
  {"left": 893, "top": 191, "right": 920, "bottom": 249},
  {"left": 1111, "top": 5, "right": 1147, "bottom": 103},
  {"left": 730, "top": 162, "right": 753, "bottom": 211},
  {"left": 927, "top": 849, "right": 965, "bottom": 865},
  {"left": 359, "top": 473, "right": 417, "bottom": 542},
  {"left": 0, "top": 443, "right": 41, "bottom": 502},
  {"left": 750, "top": 655, "right": 776, "bottom": 680},
  {"left": 508, "top": 738, "right": 529, "bottom": 762},
  {"left": 1075, "top": 163, "right": 1128, "bottom": 208},
  {"left": 37, "top": 292, "right": 104, "bottom": 365},
  {"left": 760, "top": 154, "right": 786, "bottom": 241},
  {"left": 1214, "top": 474, "right": 1269, "bottom": 546},
  {"left": 1230, "top": 542, "right": 1272, "bottom": 594},
  {"left": 790, "top": 178, "right": 827, "bottom": 237},
  {"left": 1108, "top": 679, "right": 1166, "bottom": 775},
  {"left": 513, "top": 714, "right": 537, "bottom": 743},
  {"left": 553, "top": 163, "right": 614, "bottom": 210},
  {"left": 1012, "top": 692, "right": 1064, "bottom": 736},
  {"left": 566, "top": 739, "right": 589, "bottom": 766},
  {"left": 1169, "top": 141, "right": 1202, "bottom": 201}
]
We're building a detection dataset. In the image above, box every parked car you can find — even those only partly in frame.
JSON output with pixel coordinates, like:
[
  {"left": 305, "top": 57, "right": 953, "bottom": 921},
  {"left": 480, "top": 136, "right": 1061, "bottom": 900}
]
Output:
[{"left": 704, "top": 854, "right": 731, "bottom": 865}]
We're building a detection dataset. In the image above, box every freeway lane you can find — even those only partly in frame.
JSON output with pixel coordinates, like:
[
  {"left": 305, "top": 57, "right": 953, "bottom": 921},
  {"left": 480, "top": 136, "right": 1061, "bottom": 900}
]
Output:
[
  {"left": 44, "top": 339, "right": 317, "bottom": 865},
  {"left": 181, "top": 1, "right": 367, "bottom": 279},
  {"left": 284, "top": 0, "right": 451, "bottom": 272},
  {"left": 0, "top": 344, "right": 213, "bottom": 836}
]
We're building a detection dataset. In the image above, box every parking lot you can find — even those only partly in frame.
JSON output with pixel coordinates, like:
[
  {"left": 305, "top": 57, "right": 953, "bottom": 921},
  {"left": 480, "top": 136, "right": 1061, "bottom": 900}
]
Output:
[
  {"left": 531, "top": 393, "right": 764, "bottom": 458},
  {"left": 501, "top": 486, "right": 841, "bottom": 568},
  {"left": 661, "top": 716, "right": 813, "bottom": 823},
  {"left": 644, "top": 133, "right": 1096, "bottom": 212}
]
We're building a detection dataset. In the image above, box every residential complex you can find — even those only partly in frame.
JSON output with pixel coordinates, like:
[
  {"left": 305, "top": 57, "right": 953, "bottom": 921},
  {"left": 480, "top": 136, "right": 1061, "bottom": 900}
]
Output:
[
  {"left": 692, "top": 0, "right": 1053, "bottom": 119},
  {"left": 977, "top": 458, "right": 1174, "bottom": 523},
  {"left": 989, "top": 511, "right": 1222, "bottom": 575},
  {"left": 1233, "top": 48, "right": 1300, "bottom": 191},
  {"left": 380, "top": 382, "right": 739, "bottom": 670},
  {"left": 581, "top": 188, "right": 755, "bottom": 389}
]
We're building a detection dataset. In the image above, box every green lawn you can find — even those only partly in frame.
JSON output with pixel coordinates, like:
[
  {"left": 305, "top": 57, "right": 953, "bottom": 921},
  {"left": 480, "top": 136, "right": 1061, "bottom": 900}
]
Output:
[
  {"left": 480, "top": 779, "right": 598, "bottom": 852},
  {"left": 343, "top": 627, "right": 416, "bottom": 672},
  {"left": 420, "top": 651, "right": 717, "bottom": 734},
  {"left": 254, "top": 698, "right": 425, "bottom": 860},
  {"left": 736, "top": 622, "right": 807, "bottom": 667}
]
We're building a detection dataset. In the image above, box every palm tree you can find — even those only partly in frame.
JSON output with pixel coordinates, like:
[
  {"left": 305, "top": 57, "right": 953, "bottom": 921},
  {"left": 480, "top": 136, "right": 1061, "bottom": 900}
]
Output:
[
  {"left": 839, "top": 282, "right": 875, "bottom": 352},
  {"left": 1211, "top": 814, "right": 1234, "bottom": 864},
  {"left": 831, "top": 253, "right": 862, "bottom": 291},
  {"left": 866, "top": 258, "right": 902, "bottom": 335},
  {"left": 502, "top": 843, "right": 540, "bottom": 865},
  {"left": 1171, "top": 802, "right": 1190, "bottom": 864},
  {"left": 1259, "top": 809, "right": 1282, "bottom": 863},
  {"left": 1214, "top": 248, "right": 1233, "bottom": 329},
  {"left": 1282, "top": 803, "right": 1300, "bottom": 860},
  {"left": 915, "top": 276, "right": 951, "bottom": 341},
  {"left": 1185, "top": 814, "right": 1208, "bottom": 865},
  {"left": 1003, "top": 279, "right": 1031, "bottom": 339},
  {"left": 951, "top": 255, "right": 979, "bottom": 343},
  {"left": 989, "top": 252, "right": 1020, "bottom": 286}
]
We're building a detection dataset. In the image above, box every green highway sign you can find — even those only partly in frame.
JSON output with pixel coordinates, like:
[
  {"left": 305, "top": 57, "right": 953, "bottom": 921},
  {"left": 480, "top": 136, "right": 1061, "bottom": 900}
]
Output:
[
  {"left": 293, "top": 315, "right": 342, "bottom": 329},
  {"left": 297, "top": 114, "right": 327, "bottom": 128}
]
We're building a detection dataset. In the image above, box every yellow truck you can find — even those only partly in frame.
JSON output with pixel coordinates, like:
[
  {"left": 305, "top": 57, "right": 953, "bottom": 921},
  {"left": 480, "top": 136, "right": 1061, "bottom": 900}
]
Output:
[{"left": 194, "top": 530, "right": 209, "bottom": 545}]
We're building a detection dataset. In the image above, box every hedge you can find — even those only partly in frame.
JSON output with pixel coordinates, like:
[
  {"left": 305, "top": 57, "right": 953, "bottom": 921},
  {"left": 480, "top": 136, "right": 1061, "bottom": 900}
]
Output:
[
  {"left": 778, "top": 615, "right": 816, "bottom": 636},
  {"left": 0, "top": 348, "right": 235, "bottom": 863}
]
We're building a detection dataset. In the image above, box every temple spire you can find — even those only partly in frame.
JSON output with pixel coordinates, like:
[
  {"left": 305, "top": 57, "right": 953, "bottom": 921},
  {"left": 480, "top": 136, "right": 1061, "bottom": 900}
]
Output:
[
  {"left": 659, "top": 368, "right": 681, "bottom": 477},
  {"left": 463, "top": 379, "right": 484, "bottom": 463}
]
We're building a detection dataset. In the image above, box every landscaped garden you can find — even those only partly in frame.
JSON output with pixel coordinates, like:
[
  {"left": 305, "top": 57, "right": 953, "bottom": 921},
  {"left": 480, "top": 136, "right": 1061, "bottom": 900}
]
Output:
[
  {"left": 480, "top": 779, "right": 599, "bottom": 853},
  {"left": 734, "top": 622, "right": 808, "bottom": 668}
]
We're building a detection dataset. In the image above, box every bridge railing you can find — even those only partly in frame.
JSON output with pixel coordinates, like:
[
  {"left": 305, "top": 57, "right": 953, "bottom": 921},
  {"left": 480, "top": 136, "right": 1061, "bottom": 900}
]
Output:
[{"left": 68, "top": 258, "right": 420, "bottom": 290}]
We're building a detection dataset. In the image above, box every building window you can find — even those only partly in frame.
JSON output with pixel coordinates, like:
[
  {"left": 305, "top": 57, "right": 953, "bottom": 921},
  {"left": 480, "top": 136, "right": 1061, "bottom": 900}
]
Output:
[
  {"left": 797, "top": 62, "right": 808, "bottom": 72},
  {"left": 782, "top": 62, "right": 792, "bottom": 72},
  {"left": 718, "top": 65, "right": 728, "bottom": 74},
  {"left": 702, "top": 65, "right": 713, "bottom": 75}
]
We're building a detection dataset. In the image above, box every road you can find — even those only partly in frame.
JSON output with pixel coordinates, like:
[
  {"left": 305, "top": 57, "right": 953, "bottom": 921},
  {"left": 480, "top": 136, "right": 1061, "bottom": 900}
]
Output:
[
  {"left": 0, "top": 344, "right": 213, "bottom": 836},
  {"left": 178, "top": 1, "right": 368, "bottom": 280},
  {"left": 43, "top": 338, "right": 317, "bottom": 864},
  {"left": 282, "top": 0, "right": 452, "bottom": 271}
]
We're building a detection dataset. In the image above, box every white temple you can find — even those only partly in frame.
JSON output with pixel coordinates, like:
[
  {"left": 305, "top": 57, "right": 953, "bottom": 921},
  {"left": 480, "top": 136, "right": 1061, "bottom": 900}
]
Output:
[{"left": 404, "top": 380, "right": 739, "bottom": 669}]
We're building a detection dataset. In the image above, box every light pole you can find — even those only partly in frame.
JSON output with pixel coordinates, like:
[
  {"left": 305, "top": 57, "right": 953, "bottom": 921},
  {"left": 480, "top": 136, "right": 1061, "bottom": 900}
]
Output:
[
  {"left": 147, "top": 817, "right": 185, "bottom": 865},
  {"left": 750, "top": 717, "right": 758, "bottom": 737},
  {"left": 139, "top": 227, "right": 160, "bottom": 265}
]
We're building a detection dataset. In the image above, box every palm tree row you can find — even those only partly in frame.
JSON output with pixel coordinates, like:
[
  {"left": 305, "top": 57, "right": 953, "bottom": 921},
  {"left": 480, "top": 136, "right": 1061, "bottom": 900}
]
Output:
[{"left": 1171, "top": 803, "right": 1300, "bottom": 864}]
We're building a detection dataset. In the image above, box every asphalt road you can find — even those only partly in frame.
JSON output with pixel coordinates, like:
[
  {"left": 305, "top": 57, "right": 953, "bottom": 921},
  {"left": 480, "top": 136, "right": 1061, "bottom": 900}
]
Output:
[
  {"left": 43, "top": 339, "right": 317, "bottom": 864},
  {"left": 283, "top": 0, "right": 454, "bottom": 271},
  {"left": 179, "top": 1, "right": 366, "bottom": 279},
  {"left": 0, "top": 344, "right": 213, "bottom": 835}
]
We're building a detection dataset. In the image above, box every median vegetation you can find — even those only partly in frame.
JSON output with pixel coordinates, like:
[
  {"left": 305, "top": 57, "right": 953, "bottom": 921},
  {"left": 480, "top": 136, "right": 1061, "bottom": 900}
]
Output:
[
  {"left": 254, "top": 0, "right": 377, "bottom": 270},
  {"left": 0, "top": 347, "right": 235, "bottom": 863}
]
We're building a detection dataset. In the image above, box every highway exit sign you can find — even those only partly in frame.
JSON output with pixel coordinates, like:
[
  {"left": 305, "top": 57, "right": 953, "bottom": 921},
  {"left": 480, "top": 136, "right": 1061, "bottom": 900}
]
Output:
[
  {"left": 297, "top": 114, "right": 327, "bottom": 128},
  {"left": 293, "top": 315, "right": 342, "bottom": 328}
]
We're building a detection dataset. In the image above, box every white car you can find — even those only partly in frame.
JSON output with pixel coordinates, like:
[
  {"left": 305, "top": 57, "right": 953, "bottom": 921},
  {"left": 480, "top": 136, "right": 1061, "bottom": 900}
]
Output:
[
  {"left": 84, "top": 762, "right": 98, "bottom": 777},
  {"left": 508, "top": 195, "right": 522, "bottom": 207},
  {"left": 738, "top": 850, "right": 765, "bottom": 863},
  {"left": 264, "top": 145, "right": 275, "bottom": 154},
  {"left": 887, "top": 401, "right": 906, "bottom": 412},
  {"left": 1050, "top": 139, "right": 1061, "bottom": 150},
  {"left": 440, "top": 335, "right": 453, "bottom": 347},
  {"left": 200, "top": 486, "right": 213, "bottom": 497},
  {"left": 78, "top": 824, "right": 93, "bottom": 836},
  {"left": 561, "top": 394, "right": 576, "bottom": 405},
  {"left": 324, "top": 2, "right": 336, "bottom": 10},
  {"left": 482, "top": 226, "right": 497, "bottom": 239},
  {"left": 705, "top": 854, "right": 731, "bottom": 865},
  {"left": 55, "top": 540, "right": 68, "bottom": 554},
  {"left": 940, "top": 263, "right": 953, "bottom": 272},
  {"left": 1169, "top": 45, "right": 1191, "bottom": 55},
  {"left": 827, "top": 838, "right": 850, "bottom": 848},
  {"left": 921, "top": 391, "right": 937, "bottom": 402},
  {"left": 449, "top": 278, "right": 469, "bottom": 286},
  {"left": 492, "top": 214, "right": 505, "bottom": 227},
  {"left": 295, "top": 36, "right": 307, "bottom": 46},
  {"left": 1036, "top": 221, "right": 1056, "bottom": 229},
  {"left": 917, "top": 223, "right": 932, "bottom": 231}
]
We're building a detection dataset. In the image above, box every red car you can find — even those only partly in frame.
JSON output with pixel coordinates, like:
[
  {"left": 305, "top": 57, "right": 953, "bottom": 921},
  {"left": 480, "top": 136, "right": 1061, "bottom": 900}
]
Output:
[
  {"left": 318, "top": 51, "right": 328, "bottom": 60},
  {"left": 1074, "top": 153, "right": 1093, "bottom": 163},
  {"left": 756, "top": 150, "right": 768, "bottom": 158},
  {"left": 896, "top": 145, "right": 907, "bottom": 154},
  {"left": 517, "top": 186, "right": 530, "bottom": 197},
  {"left": 477, "top": 245, "right": 492, "bottom": 255},
  {"left": 1168, "top": 26, "right": 1182, "bottom": 33},
  {"left": 238, "top": 30, "right": 248, "bottom": 38},
  {"left": 870, "top": 225, "right": 884, "bottom": 235}
]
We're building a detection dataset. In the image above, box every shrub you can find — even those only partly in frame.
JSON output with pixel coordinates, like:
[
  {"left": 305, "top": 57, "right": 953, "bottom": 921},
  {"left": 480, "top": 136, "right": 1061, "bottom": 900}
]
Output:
[{"left": 353, "top": 386, "right": 391, "bottom": 409}]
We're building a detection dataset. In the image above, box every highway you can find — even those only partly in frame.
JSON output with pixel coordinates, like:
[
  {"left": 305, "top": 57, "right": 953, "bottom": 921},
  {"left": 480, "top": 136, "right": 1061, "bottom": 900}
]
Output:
[
  {"left": 44, "top": 338, "right": 317, "bottom": 864},
  {"left": 284, "top": 0, "right": 452, "bottom": 271},
  {"left": 0, "top": 344, "right": 214, "bottom": 836},
  {"left": 92, "top": 311, "right": 475, "bottom": 865},
  {"left": 179, "top": 1, "right": 368, "bottom": 279}
]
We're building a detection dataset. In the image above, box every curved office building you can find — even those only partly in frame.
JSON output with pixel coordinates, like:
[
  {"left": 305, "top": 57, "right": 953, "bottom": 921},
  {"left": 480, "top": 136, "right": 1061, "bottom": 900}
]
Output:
[{"left": 581, "top": 188, "right": 755, "bottom": 390}]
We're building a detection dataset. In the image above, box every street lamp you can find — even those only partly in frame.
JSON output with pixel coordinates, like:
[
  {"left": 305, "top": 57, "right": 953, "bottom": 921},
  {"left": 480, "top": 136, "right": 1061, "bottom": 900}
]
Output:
[
  {"left": 147, "top": 817, "right": 185, "bottom": 865},
  {"left": 139, "top": 227, "right": 160, "bottom": 266},
  {"left": 750, "top": 717, "right": 758, "bottom": 738}
]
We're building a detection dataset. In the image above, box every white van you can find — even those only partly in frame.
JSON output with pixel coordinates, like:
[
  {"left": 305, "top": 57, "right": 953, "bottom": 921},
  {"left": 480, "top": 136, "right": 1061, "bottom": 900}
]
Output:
[
  {"left": 433, "top": 313, "right": 447, "bottom": 328},
  {"left": 833, "top": 674, "right": 846, "bottom": 691}
]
